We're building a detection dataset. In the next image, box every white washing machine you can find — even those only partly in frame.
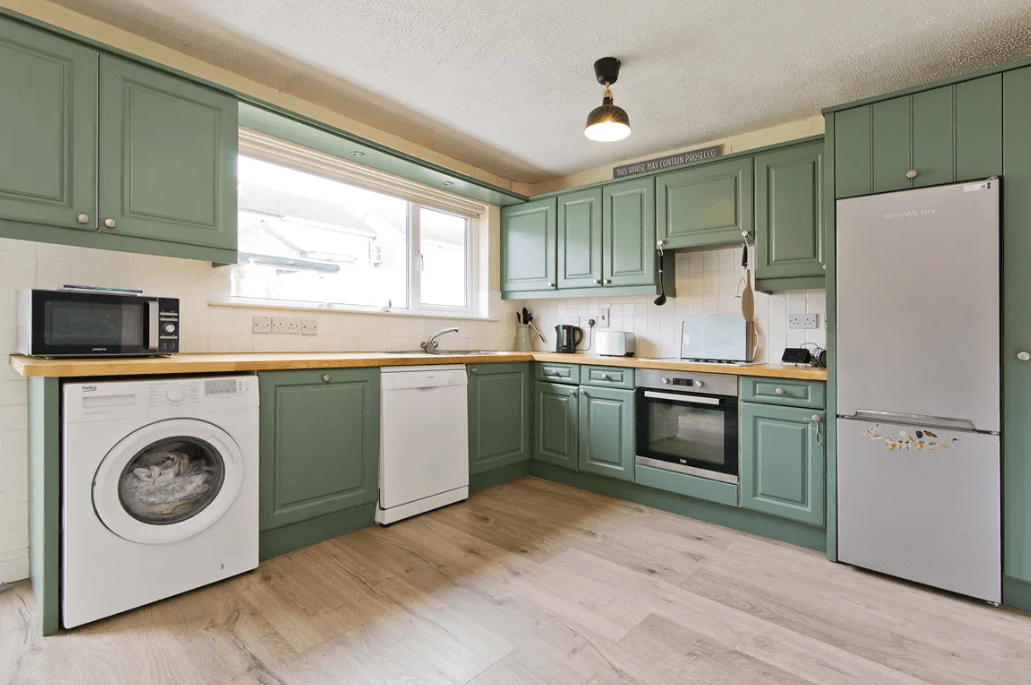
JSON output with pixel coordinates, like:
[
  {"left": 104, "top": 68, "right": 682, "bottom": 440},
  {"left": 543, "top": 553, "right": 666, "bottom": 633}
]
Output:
[{"left": 61, "top": 375, "right": 259, "bottom": 629}]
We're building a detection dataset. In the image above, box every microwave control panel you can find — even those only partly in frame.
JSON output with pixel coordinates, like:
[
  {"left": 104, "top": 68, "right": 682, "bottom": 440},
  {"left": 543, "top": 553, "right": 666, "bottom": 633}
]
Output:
[{"left": 157, "top": 298, "right": 180, "bottom": 354}]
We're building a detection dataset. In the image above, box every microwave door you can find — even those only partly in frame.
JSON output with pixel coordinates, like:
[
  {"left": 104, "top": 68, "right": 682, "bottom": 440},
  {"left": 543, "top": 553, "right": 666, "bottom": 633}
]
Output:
[{"left": 34, "top": 292, "right": 152, "bottom": 356}]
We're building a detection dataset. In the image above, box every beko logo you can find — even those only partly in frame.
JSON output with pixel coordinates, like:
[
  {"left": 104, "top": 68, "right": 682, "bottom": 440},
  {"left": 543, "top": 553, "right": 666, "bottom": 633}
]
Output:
[
  {"left": 884, "top": 209, "right": 936, "bottom": 219},
  {"left": 82, "top": 385, "right": 97, "bottom": 392}
]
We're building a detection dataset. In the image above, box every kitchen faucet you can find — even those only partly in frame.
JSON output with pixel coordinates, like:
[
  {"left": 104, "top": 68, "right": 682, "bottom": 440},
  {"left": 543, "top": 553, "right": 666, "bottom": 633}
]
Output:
[{"left": 421, "top": 327, "right": 458, "bottom": 353}]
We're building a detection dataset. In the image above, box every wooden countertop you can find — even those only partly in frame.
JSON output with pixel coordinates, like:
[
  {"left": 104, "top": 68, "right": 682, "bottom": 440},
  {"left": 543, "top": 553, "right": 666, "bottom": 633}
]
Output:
[{"left": 9, "top": 352, "right": 826, "bottom": 381}]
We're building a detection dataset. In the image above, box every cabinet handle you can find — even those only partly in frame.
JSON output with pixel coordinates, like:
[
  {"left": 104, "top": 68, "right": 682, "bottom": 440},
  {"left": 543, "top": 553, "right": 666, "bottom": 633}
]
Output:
[
  {"left": 569, "top": 388, "right": 576, "bottom": 395},
  {"left": 775, "top": 387, "right": 785, "bottom": 395},
  {"left": 76, "top": 213, "right": 90, "bottom": 224},
  {"left": 812, "top": 414, "right": 823, "bottom": 445},
  {"left": 103, "top": 218, "right": 117, "bottom": 229},
  {"left": 594, "top": 279, "right": 601, "bottom": 284},
  {"left": 1019, "top": 352, "right": 1030, "bottom": 362},
  {"left": 602, "top": 373, "right": 611, "bottom": 380},
  {"left": 579, "top": 389, "right": 586, "bottom": 395},
  {"left": 906, "top": 169, "right": 918, "bottom": 179},
  {"left": 470, "top": 367, "right": 477, "bottom": 373},
  {"left": 604, "top": 279, "right": 612, "bottom": 284},
  {"left": 322, "top": 374, "right": 331, "bottom": 382},
  {"left": 547, "top": 282, "right": 555, "bottom": 288}
]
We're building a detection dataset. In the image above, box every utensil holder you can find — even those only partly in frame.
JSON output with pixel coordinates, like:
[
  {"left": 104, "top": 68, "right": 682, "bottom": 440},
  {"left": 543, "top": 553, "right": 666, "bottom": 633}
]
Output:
[{"left": 515, "top": 323, "right": 532, "bottom": 351}]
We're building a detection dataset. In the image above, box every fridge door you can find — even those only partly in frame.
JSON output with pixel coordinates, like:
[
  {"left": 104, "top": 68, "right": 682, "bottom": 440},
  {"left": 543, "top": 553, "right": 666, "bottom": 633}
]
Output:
[
  {"left": 836, "top": 180, "right": 1000, "bottom": 431},
  {"left": 837, "top": 417, "right": 1001, "bottom": 603}
]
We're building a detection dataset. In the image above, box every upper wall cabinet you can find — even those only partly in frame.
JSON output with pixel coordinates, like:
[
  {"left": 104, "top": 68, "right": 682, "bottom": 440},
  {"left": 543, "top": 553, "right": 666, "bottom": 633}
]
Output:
[
  {"left": 557, "top": 188, "right": 602, "bottom": 289},
  {"left": 0, "top": 16, "right": 237, "bottom": 263},
  {"left": 501, "top": 196, "right": 557, "bottom": 292},
  {"left": 656, "top": 157, "right": 753, "bottom": 250},
  {"left": 0, "top": 18, "right": 97, "bottom": 230},
  {"left": 98, "top": 56, "right": 238, "bottom": 250},
  {"left": 754, "top": 141, "right": 825, "bottom": 291},
  {"left": 834, "top": 75, "right": 1003, "bottom": 199},
  {"left": 603, "top": 176, "right": 656, "bottom": 288}
]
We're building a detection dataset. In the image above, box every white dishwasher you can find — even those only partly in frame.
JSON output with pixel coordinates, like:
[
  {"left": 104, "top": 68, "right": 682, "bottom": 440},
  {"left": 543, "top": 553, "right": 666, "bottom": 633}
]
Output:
[{"left": 378, "top": 364, "right": 469, "bottom": 524}]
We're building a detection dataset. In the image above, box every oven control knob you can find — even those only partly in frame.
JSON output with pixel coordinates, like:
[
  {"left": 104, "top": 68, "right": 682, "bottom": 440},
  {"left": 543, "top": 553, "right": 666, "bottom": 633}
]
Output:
[
  {"left": 693, "top": 381, "right": 704, "bottom": 388},
  {"left": 166, "top": 386, "right": 184, "bottom": 403},
  {"left": 163, "top": 323, "right": 176, "bottom": 334},
  {"left": 662, "top": 377, "right": 671, "bottom": 384}
]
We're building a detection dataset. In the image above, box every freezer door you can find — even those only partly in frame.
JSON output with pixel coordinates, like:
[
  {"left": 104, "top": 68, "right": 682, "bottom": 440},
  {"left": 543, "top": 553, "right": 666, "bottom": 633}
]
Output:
[
  {"left": 836, "top": 181, "right": 1000, "bottom": 431},
  {"left": 837, "top": 417, "right": 1001, "bottom": 603}
]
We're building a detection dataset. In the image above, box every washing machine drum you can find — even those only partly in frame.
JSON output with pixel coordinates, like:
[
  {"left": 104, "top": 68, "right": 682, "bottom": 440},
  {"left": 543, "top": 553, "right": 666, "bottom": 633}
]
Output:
[{"left": 93, "top": 418, "right": 245, "bottom": 544}]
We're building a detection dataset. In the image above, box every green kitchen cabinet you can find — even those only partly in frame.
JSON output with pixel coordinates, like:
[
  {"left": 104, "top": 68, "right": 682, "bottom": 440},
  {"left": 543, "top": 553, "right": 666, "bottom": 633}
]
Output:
[
  {"left": 834, "top": 76, "right": 1003, "bottom": 199},
  {"left": 739, "top": 402, "right": 826, "bottom": 527},
  {"left": 603, "top": 176, "right": 656, "bottom": 287},
  {"left": 468, "top": 362, "right": 532, "bottom": 474},
  {"left": 502, "top": 196, "right": 558, "bottom": 293},
  {"left": 258, "top": 368, "right": 379, "bottom": 532},
  {"left": 98, "top": 55, "right": 238, "bottom": 251},
  {"left": 656, "top": 157, "right": 753, "bottom": 249},
  {"left": 577, "top": 385, "right": 635, "bottom": 482},
  {"left": 0, "top": 18, "right": 98, "bottom": 230},
  {"left": 557, "top": 187, "right": 603, "bottom": 289},
  {"left": 754, "top": 141, "right": 825, "bottom": 290},
  {"left": 534, "top": 380, "right": 579, "bottom": 470}
]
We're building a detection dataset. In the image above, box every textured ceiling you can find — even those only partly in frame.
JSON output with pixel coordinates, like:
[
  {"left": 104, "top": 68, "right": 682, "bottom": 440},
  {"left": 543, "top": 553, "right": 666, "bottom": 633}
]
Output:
[{"left": 44, "top": 0, "right": 1031, "bottom": 183}]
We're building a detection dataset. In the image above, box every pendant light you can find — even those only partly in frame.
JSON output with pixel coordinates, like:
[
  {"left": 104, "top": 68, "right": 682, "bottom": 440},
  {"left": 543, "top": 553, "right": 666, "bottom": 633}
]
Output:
[{"left": 584, "top": 57, "right": 631, "bottom": 142}]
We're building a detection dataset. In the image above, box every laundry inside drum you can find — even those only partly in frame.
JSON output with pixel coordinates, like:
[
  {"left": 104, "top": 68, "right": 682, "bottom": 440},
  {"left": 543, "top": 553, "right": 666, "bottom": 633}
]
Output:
[{"left": 117, "top": 437, "right": 226, "bottom": 525}]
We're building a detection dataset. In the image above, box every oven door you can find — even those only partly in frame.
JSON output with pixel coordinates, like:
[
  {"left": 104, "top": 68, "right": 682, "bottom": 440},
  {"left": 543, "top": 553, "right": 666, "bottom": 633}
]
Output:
[
  {"left": 635, "top": 388, "right": 738, "bottom": 483},
  {"left": 31, "top": 291, "right": 159, "bottom": 356}
]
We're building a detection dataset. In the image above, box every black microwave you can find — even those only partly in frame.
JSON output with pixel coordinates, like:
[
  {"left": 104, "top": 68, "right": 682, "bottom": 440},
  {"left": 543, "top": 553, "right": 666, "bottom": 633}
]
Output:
[{"left": 16, "top": 289, "right": 179, "bottom": 357}]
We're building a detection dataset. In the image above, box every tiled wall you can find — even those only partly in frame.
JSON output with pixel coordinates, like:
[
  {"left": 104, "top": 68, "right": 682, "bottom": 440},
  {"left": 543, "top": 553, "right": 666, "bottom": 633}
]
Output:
[
  {"left": 522, "top": 246, "right": 827, "bottom": 360},
  {"left": 0, "top": 237, "right": 521, "bottom": 583}
]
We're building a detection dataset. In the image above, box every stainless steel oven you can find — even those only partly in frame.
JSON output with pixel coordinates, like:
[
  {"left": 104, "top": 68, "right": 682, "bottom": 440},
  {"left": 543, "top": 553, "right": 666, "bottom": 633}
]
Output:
[
  {"left": 16, "top": 288, "right": 179, "bottom": 357},
  {"left": 635, "top": 369, "right": 738, "bottom": 484}
]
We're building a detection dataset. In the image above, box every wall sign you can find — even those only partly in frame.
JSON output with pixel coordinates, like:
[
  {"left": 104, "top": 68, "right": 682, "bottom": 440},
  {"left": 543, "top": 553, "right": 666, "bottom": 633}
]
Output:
[{"left": 613, "top": 144, "right": 724, "bottom": 178}]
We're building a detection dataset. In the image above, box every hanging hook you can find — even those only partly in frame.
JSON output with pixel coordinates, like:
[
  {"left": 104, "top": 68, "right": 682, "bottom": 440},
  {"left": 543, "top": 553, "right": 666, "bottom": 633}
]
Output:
[
  {"left": 656, "top": 239, "right": 664, "bottom": 256},
  {"left": 740, "top": 230, "right": 751, "bottom": 248}
]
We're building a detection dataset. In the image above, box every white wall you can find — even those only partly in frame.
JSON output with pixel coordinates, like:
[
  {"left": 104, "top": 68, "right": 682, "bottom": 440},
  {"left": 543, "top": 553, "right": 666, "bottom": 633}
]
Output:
[
  {"left": 522, "top": 245, "right": 826, "bottom": 361},
  {"left": 0, "top": 237, "right": 521, "bottom": 583}
]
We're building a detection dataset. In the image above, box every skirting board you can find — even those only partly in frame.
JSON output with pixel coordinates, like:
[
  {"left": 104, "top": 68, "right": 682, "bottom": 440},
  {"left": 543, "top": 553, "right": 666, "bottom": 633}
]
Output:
[
  {"left": 259, "top": 504, "right": 376, "bottom": 561},
  {"left": 530, "top": 461, "right": 827, "bottom": 552},
  {"left": 0, "top": 551, "right": 28, "bottom": 585},
  {"left": 1004, "top": 575, "right": 1031, "bottom": 613}
]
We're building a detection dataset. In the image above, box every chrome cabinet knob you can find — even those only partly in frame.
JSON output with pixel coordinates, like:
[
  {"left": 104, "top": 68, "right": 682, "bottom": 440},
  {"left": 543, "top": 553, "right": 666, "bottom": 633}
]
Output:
[
  {"left": 604, "top": 278, "right": 612, "bottom": 284},
  {"left": 547, "top": 282, "right": 555, "bottom": 288},
  {"left": 1019, "top": 352, "right": 1031, "bottom": 362},
  {"left": 570, "top": 388, "right": 576, "bottom": 395},
  {"left": 775, "top": 387, "right": 785, "bottom": 395},
  {"left": 322, "top": 374, "right": 332, "bottom": 382},
  {"left": 602, "top": 373, "right": 611, "bottom": 380},
  {"left": 906, "top": 169, "right": 918, "bottom": 179},
  {"left": 470, "top": 367, "right": 477, "bottom": 373},
  {"left": 104, "top": 218, "right": 116, "bottom": 228},
  {"left": 579, "top": 389, "right": 586, "bottom": 395},
  {"left": 594, "top": 279, "right": 601, "bottom": 284},
  {"left": 76, "top": 213, "right": 90, "bottom": 224},
  {"left": 812, "top": 414, "right": 822, "bottom": 423}
]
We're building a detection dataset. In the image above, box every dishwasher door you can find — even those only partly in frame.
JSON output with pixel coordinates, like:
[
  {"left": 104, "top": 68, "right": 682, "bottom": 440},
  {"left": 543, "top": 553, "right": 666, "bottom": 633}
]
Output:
[{"left": 379, "top": 365, "right": 469, "bottom": 523}]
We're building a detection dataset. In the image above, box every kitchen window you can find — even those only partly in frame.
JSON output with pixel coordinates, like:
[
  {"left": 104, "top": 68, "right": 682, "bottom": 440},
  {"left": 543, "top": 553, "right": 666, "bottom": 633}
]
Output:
[{"left": 231, "top": 129, "right": 482, "bottom": 315}]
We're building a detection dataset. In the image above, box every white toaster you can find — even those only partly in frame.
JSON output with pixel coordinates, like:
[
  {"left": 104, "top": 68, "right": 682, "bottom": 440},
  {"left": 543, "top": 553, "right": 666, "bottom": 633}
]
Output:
[{"left": 596, "top": 331, "right": 636, "bottom": 357}]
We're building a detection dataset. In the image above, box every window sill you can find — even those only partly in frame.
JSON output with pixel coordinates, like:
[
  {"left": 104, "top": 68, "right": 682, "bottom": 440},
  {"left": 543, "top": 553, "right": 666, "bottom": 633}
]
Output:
[{"left": 208, "top": 298, "right": 502, "bottom": 322}]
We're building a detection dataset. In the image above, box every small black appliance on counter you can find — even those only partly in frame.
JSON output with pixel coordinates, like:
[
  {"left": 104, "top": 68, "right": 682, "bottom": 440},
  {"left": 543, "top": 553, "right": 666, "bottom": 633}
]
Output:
[{"left": 555, "top": 325, "right": 584, "bottom": 353}]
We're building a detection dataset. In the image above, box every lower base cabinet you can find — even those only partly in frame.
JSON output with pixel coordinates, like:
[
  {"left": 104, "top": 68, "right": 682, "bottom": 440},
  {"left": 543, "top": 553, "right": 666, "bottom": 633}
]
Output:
[
  {"left": 739, "top": 401, "right": 826, "bottom": 526},
  {"left": 534, "top": 380, "right": 579, "bottom": 469},
  {"left": 258, "top": 368, "right": 379, "bottom": 532},
  {"left": 577, "top": 385, "right": 635, "bottom": 481},
  {"left": 468, "top": 363, "right": 532, "bottom": 474}
]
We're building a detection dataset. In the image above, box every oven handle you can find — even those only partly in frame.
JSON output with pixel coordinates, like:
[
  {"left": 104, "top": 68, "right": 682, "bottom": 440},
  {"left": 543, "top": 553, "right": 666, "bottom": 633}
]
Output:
[
  {"left": 147, "top": 300, "right": 159, "bottom": 351},
  {"left": 643, "top": 390, "right": 722, "bottom": 405}
]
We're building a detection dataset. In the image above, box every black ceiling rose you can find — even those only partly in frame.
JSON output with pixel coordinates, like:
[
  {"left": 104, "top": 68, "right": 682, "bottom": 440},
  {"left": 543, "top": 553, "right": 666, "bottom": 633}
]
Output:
[{"left": 593, "top": 57, "right": 622, "bottom": 86}]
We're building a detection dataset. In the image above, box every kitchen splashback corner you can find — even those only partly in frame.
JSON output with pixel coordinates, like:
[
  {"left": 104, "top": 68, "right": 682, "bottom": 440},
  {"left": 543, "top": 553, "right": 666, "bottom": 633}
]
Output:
[{"left": 522, "top": 246, "right": 826, "bottom": 361}]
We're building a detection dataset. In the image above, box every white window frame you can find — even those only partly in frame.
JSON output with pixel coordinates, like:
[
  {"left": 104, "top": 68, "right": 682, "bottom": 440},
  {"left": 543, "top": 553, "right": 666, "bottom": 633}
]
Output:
[{"left": 234, "top": 128, "right": 484, "bottom": 317}]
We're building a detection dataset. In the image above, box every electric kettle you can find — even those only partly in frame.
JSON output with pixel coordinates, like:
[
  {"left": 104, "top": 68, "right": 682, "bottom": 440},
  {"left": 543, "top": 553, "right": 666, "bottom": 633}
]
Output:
[{"left": 555, "top": 325, "right": 584, "bottom": 353}]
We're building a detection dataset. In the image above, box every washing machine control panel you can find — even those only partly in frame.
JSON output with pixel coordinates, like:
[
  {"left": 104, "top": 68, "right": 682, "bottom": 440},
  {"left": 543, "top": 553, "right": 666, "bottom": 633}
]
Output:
[{"left": 63, "top": 375, "right": 259, "bottom": 423}]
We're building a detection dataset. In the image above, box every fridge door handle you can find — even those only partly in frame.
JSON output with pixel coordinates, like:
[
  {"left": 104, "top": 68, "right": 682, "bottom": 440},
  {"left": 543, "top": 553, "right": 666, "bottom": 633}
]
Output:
[{"left": 841, "top": 410, "right": 990, "bottom": 434}]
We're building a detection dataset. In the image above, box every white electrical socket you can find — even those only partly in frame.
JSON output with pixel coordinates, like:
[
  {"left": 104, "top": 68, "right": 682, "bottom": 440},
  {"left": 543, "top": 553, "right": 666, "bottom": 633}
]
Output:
[
  {"left": 788, "top": 313, "right": 818, "bottom": 329},
  {"left": 598, "top": 307, "right": 610, "bottom": 328},
  {"left": 302, "top": 319, "right": 318, "bottom": 336},
  {"left": 272, "top": 317, "right": 302, "bottom": 334},
  {"left": 252, "top": 316, "right": 271, "bottom": 334}
]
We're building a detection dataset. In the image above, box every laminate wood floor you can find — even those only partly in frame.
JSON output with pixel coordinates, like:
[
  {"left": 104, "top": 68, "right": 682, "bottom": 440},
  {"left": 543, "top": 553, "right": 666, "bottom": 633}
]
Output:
[{"left": 2, "top": 476, "right": 1028, "bottom": 684}]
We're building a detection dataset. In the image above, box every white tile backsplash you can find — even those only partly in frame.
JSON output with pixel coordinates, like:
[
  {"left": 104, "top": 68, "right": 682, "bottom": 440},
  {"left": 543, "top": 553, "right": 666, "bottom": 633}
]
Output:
[
  {"left": 522, "top": 245, "right": 826, "bottom": 362},
  {"left": 0, "top": 237, "right": 522, "bottom": 582}
]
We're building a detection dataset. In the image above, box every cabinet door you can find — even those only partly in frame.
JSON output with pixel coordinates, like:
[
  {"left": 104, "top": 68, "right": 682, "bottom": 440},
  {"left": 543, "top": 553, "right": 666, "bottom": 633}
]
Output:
[
  {"left": 754, "top": 142, "right": 824, "bottom": 282},
  {"left": 656, "top": 157, "right": 753, "bottom": 249},
  {"left": 468, "top": 363, "right": 532, "bottom": 474},
  {"left": 577, "top": 386, "right": 635, "bottom": 481},
  {"left": 834, "top": 106, "right": 873, "bottom": 199},
  {"left": 557, "top": 188, "right": 603, "bottom": 289},
  {"left": 603, "top": 176, "right": 656, "bottom": 287},
  {"left": 739, "top": 402, "right": 825, "bottom": 526},
  {"left": 501, "top": 197, "right": 557, "bottom": 292},
  {"left": 259, "top": 369, "right": 379, "bottom": 531},
  {"left": 955, "top": 74, "right": 1003, "bottom": 182},
  {"left": 872, "top": 97, "right": 912, "bottom": 194},
  {"left": 911, "top": 87, "right": 954, "bottom": 188},
  {"left": 98, "top": 55, "right": 237, "bottom": 250},
  {"left": 0, "top": 18, "right": 97, "bottom": 229},
  {"left": 534, "top": 381, "right": 579, "bottom": 469}
]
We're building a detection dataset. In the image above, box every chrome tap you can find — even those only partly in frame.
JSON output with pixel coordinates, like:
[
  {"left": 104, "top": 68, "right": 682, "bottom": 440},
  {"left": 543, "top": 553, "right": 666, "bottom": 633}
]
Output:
[{"left": 421, "top": 327, "right": 458, "bottom": 353}]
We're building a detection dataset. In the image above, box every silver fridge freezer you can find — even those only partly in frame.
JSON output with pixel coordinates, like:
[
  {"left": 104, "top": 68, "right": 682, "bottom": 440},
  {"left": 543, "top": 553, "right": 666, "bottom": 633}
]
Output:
[{"left": 836, "top": 179, "right": 1001, "bottom": 603}]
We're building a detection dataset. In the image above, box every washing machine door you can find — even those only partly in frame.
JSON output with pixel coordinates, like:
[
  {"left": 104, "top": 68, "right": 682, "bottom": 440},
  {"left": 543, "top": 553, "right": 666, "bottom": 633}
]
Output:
[{"left": 92, "top": 418, "right": 245, "bottom": 544}]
